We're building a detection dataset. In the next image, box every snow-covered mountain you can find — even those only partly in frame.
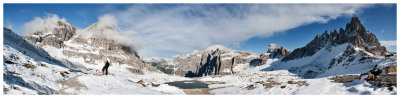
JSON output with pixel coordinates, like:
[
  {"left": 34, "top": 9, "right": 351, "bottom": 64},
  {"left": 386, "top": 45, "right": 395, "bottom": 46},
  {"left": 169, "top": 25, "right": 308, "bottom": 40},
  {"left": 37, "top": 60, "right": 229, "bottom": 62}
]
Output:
[
  {"left": 23, "top": 20, "right": 159, "bottom": 74},
  {"left": 264, "top": 17, "right": 396, "bottom": 78},
  {"left": 267, "top": 44, "right": 290, "bottom": 59},
  {"left": 4, "top": 24, "right": 187, "bottom": 95},
  {"left": 3, "top": 28, "right": 83, "bottom": 94},
  {"left": 152, "top": 45, "right": 259, "bottom": 77}
]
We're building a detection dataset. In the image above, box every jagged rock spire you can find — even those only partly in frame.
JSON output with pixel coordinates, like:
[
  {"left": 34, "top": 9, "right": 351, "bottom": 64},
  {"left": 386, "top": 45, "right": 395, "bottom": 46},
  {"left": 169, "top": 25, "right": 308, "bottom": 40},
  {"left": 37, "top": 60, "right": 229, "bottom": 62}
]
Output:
[{"left": 282, "top": 17, "right": 388, "bottom": 62}]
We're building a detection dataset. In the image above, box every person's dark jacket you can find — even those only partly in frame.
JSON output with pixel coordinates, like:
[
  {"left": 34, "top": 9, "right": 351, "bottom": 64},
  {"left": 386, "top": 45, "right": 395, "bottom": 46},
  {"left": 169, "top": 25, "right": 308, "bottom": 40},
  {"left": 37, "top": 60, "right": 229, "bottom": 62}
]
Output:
[{"left": 102, "top": 61, "right": 110, "bottom": 75}]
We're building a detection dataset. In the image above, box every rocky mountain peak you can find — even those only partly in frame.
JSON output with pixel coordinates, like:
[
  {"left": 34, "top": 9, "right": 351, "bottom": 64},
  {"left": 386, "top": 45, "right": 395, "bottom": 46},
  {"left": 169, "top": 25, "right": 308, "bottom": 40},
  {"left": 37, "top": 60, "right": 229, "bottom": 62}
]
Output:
[
  {"left": 267, "top": 44, "right": 290, "bottom": 59},
  {"left": 345, "top": 17, "right": 365, "bottom": 33},
  {"left": 24, "top": 20, "right": 76, "bottom": 48},
  {"left": 282, "top": 17, "right": 388, "bottom": 62}
]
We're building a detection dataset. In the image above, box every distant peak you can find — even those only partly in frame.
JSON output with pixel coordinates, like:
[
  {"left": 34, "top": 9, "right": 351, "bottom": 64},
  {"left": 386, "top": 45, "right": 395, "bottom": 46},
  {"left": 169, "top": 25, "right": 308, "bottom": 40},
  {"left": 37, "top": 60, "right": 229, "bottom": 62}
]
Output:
[
  {"left": 350, "top": 17, "right": 362, "bottom": 25},
  {"left": 345, "top": 17, "right": 365, "bottom": 32}
]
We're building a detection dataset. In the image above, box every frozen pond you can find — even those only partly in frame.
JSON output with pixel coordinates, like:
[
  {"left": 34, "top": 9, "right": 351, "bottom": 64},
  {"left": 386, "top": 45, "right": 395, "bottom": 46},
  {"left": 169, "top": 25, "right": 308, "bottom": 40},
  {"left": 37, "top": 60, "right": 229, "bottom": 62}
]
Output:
[{"left": 165, "top": 80, "right": 208, "bottom": 89}]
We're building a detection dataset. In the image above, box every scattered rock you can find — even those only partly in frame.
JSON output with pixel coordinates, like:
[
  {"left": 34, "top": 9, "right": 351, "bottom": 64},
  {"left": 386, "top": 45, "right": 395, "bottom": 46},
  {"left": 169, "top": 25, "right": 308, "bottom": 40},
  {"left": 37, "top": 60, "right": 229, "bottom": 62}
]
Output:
[
  {"left": 60, "top": 71, "right": 70, "bottom": 77},
  {"left": 329, "top": 75, "right": 360, "bottom": 83},
  {"left": 385, "top": 66, "right": 396, "bottom": 75},
  {"left": 245, "top": 85, "right": 256, "bottom": 90},
  {"left": 4, "top": 87, "right": 9, "bottom": 93},
  {"left": 9, "top": 71, "right": 21, "bottom": 75},
  {"left": 151, "top": 82, "right": 160, "bottom": 87},
  {"left": 11, "top": 85, "right": 20, "bottom": 91},
  {"left": 255, "top": 81, "right": 264, "bottom": 84},
  {"left": 23, "top": 63, "right": 36, "bottom": 69},
  {"left": 137, "top": 80, "right": 147, "bottom": 87},
  {"left": 287, "top": 80, "right": 306, "bottom": 86},
  {"left": 39, "top": 62, "right": 48, "bottom": 68},
  {"left": 367, "top": 74, "right": 396, "bottom": 87},
  {"left": 5, "top": 60, "right": 17, "bottom": 64},
  {"left": 280, "top": 85, "right": 286, "bottom": 89}
]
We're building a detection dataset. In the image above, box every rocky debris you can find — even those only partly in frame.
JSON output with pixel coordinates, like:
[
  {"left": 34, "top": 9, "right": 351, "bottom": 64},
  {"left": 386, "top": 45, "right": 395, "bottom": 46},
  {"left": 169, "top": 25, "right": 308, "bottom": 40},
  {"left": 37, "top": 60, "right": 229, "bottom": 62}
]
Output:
[
  {"left": 11, "top": 85, "right": 21, "bottom": 91},
  {"left": 385, "top": 66, "right": 396, "bottom": 75},
  {"left": 358, "top": 66, "right": 396, "bottom": 88},
  {"left": 244, "top": 85, "right": 256, "bottom": 90},
  {"left": 136, "top": 80, "right": 147, "bottom": 87},
  {"left": 151, "top": 82, "right": 160, "bottom": 87},
  {"left": 280, "top": 85, "right": 286, "bottom": 88},
  {"left": 9, "top": 71, "right": 21, "bottom": 76},
  {"left": 174, "top": 46, "right": 258, "bottom": 77},
  {"left": 367, "top": 74, "right": 396, "bottom": 87},
  {"left": 329, "top": 75, "right": 360, "bottom": 83},
  {"left": 4, "top": 87, "right": 9, "bottom": 93},
  {"left": 255, "top": 80, "right": 280, "bottom": 89},
  {"left": 268, "top": 44, "right": 290, "bottom": 59},
  {"left": 39, "top": 62, "right": 48, "bottom": 68},
  {"left": 287, "top": 80, "right": 306, "bottom": 86},
  {"left": 23, "top": 64, "right": 37, "bottom": 69},
  {"left": 282, "top": 17, "right": 388, "bottom": 62}
]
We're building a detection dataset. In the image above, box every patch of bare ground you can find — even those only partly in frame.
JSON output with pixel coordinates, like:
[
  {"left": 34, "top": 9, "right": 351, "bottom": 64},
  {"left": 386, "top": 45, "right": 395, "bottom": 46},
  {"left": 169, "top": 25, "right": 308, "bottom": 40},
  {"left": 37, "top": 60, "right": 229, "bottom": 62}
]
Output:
[
  {"left": 329, "top": 75, "right": 360, "bottom": 83},
  {"left": 57, "top": 75, "right": 87, "bottom": 95}
]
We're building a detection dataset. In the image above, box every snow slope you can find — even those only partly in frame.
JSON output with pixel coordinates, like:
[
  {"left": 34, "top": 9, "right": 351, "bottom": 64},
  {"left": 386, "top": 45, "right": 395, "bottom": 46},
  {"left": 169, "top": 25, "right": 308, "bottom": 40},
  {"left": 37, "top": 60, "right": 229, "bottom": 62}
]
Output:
[
  {"left": 198, "top": 58, "right": 396, "bottom": 95},
  {"left": 264, "top": 44, "right": 396, "bottom": 78},
  {"left": 3, "top": 28, "right": 190, "bottom": 95}
]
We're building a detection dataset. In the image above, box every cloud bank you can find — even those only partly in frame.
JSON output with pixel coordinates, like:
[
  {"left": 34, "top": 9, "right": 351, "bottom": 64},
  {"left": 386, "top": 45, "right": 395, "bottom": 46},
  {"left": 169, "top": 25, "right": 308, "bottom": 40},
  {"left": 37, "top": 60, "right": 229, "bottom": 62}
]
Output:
[
  {"left": 78, "top": 14, "right": 143, "bottom": 51},
  {"left": 380, "top": 40, "right": 397, "bottom": 52},
  {"left": 104, "top": 4, "right": 370, "bottom": 58},
  {"left": 22, "top": 14, "right": 68, "bottom": 35}
]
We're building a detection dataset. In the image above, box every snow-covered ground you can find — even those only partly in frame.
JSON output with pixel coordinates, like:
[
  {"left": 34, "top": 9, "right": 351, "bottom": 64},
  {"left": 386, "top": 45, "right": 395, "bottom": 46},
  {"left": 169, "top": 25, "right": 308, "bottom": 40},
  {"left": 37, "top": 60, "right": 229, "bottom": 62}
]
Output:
[
  {"left": 198, "top": 59, "right": 396, "bottom": 95},
  {"left": 3, "top": 28, "right": 396, "bottom": 95}
]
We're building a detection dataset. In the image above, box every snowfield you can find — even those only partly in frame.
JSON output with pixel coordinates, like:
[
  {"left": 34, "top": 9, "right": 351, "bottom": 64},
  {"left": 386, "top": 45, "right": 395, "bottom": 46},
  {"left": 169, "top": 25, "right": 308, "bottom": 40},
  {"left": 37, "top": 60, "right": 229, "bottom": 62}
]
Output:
[{"left": 3, "top": 28, "right": 396, "bottom": 95}]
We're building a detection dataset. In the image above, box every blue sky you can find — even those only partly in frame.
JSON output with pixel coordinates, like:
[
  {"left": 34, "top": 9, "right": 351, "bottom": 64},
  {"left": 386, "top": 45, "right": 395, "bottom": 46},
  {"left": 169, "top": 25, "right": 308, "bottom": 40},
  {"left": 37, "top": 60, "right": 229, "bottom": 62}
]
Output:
[{"left": 3, "top": 4, "right": 397, "bottom": 58}]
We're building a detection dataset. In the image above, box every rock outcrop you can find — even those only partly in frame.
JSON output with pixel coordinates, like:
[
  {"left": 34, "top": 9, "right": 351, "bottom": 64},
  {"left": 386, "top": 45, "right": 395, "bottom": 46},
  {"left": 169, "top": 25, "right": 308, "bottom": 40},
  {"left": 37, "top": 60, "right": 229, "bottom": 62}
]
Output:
[
  {"left": 268, "top": 44, "right": 290, "bottom": 59},
  {"left": 24, "top": 21, "right": 76, "bottom": 48},
  {"left": 172, "top": 45, "right": 259, "bottom": 77},
  {"left": 250, "top": 44, "right": 289, "bottom": 67},
  {"left": 23, "top": 20, "right": 159, "bottom": 74},
  {"left": 266, "top": 17, "right": 396, "bottom": 79},
  {"left": 282, "top": 17, "right": 388, "bottom": 62}
]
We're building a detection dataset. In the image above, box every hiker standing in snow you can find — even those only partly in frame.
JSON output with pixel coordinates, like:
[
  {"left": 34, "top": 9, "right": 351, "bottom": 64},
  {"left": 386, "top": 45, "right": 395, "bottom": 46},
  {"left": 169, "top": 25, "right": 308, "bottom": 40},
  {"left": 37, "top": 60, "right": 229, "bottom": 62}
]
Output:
[{"left": 102, "top": 60, "right": 110, "bottom": 75}]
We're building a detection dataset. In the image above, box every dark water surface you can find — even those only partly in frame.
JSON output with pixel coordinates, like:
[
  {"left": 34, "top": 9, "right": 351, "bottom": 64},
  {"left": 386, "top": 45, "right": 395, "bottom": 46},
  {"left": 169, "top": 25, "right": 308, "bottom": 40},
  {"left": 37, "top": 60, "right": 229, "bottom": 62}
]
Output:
[{"left": 165, "top": 80, "right": 208, "bottom": 89}]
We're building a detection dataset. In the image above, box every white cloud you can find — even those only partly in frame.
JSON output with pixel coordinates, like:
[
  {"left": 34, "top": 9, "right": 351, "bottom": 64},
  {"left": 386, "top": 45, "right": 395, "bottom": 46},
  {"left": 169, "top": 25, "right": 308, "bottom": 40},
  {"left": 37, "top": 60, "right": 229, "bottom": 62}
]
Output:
[
  {"left": 107, "top": 4, "right": 371, "bottom": 58},
  {"left": 380, "top": 40, "right": 396, "bottom": 47},
  {"left": 379, "top": 40, "right": 397, "bottom": 52},
  {"left": 79, "top": 14, "right": 143, "bottom": 51},
  {"left": 380, "top": 40, "right": 397, "bottom": 52},
  {"left": 22, "top": 14, "right": 67, "bottom": 35}
]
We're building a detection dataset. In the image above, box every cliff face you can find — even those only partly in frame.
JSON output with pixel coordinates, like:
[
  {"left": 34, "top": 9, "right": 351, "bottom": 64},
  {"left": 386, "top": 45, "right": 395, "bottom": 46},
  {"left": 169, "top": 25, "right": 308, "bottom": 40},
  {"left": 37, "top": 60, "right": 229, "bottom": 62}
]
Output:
[
  {"left": 24, "top": 21, "right": 76, "bottom": 48},
  {"left": 172, "top": 45, "right": 259, "bottom": 77},
  {"left": 23, "top": 21, "right": 159, "bottom": 74},
  {"left": 266, "top": 17, "right": 395, "bottom": 79},
  {"left": 282, "top": 17, "right": 388, "bottom": 62}
]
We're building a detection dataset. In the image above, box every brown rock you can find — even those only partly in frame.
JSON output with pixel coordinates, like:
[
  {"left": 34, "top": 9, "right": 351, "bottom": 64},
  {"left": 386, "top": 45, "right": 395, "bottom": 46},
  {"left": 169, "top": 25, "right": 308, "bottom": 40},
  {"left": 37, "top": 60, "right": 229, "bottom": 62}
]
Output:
[
  {"left": 386, "top": 66, "right": 396, "bottom": 75},
  {"left": 245, "top": 85, "right": 256, "bottom": 90},
  {"left": 23, "top": 63, "right": 36, "bottom": 69}
]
